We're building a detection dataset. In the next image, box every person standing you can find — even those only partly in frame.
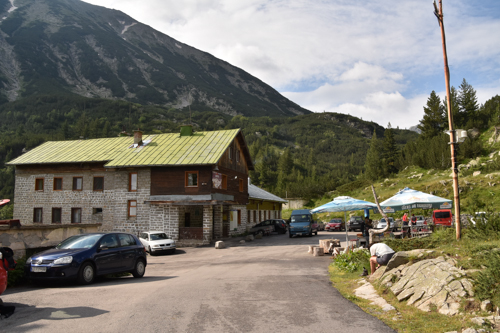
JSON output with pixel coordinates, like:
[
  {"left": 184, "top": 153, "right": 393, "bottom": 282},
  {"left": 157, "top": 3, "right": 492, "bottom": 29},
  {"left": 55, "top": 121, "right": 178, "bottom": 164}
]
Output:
[{"left": 402, "top": 213, "right": 409, "bottom": 237}]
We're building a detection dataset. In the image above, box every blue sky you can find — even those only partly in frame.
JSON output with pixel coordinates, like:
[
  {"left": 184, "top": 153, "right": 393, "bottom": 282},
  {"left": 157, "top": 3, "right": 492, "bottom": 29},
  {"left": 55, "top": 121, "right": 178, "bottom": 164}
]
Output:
[{"left": 83, "top": 0, "right": 500, "bottom": 129}]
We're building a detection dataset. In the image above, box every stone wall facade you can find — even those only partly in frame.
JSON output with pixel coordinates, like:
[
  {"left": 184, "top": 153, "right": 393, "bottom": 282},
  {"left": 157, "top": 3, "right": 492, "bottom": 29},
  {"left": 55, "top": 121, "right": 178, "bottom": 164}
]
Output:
[{"left": 13, "top": 167, "right": 251, "bottom": 246}]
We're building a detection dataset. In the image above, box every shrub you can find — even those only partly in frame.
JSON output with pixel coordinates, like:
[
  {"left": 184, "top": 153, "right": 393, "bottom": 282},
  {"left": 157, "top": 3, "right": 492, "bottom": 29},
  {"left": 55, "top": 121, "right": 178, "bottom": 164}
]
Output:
[
  {"left": 7, "top": 257, "right": 27, "bottom": 287},
  {"left": 474, "top": 251, "right": 500, "bottom": 307},
  {"left": 333, "top": 249, "right": 370, "bottom": 273}
]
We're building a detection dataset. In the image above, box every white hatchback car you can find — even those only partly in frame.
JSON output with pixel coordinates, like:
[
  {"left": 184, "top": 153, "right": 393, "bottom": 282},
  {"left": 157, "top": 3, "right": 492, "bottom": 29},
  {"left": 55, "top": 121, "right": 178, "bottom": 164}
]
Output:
[{"left": 139, "top": 231, "right": 176, "bottom": 255}]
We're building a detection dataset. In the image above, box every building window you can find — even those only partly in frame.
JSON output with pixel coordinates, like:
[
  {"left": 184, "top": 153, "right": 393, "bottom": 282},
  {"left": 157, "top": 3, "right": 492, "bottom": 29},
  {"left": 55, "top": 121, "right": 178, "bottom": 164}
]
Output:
[
  {"left": 33, "top": 208, "right": 43, "bottom": 223},
  {"left": 71, "top": 208, "right": 82, "bottom": 223},
  {"left": 129, "top": 173, "right": 138, "bottom": 192},
  {"left": 53, "top": 177, "right": 63, "bottom": 191},
  {"left": 185, "top": 171, "right": 198, "bottom": 187},
  {"left": 93, "top": 177, "right": 104, "bottom": 191},
  {"left": 93, "top": 208, "right": 103, "bottom": 214},
  {"left": 222, "top": 174, "right": 227, "bottom": 190},
  {"left": 35, "top": 178, "right": 44, "bottom": 191},
  {"left": 239, "top": 178, "right": 244, "bottom": 192},
  {"left": 128, "top": 200, "right": 137, "bottom": 217},
  {"left": 228, "top": 147, "right": 233, "bottom": 160},
  {"left": 236, "top": 149, "right": 240, "bottom": 163},
  {"left": 237, "top": 210, "right": 241, "bottom": 225},
  {"left": 73, "top": 177, "right": 83, "bottom": 191},
  {"left": 254, "top": 210, "right": 257, "bottom": 223},
  {"left": 52, "top": 208, "right": 62, "bottom": 224}
]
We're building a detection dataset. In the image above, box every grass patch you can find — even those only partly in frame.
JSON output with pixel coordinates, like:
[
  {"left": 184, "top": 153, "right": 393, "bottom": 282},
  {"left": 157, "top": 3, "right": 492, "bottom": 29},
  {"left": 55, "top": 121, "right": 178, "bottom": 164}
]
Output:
[{"left": 329, "top": 264, "right": 481, "bottom": 333}]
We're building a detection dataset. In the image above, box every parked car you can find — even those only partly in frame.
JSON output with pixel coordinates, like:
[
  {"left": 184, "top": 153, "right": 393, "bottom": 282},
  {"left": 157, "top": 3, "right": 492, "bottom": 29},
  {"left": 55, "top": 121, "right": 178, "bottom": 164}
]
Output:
[
  {"left": 289, "top": 209, "right": 318, "bottom": 237},
  {"left": 25, "top": 233, "right": 147, "bottom": 285},
  {"left": 317, "top": 221, "right": 325, "bottom": 231},
  {"left": 250, "top": 221, "right": 274, "bottom": 236},
  {"left": 470, "top": 212, "right": 487, "bottom": 226},
  {"left": 414, "top": 215, "right": 426, "bottom": 228},
  {"left": 325, "top": 218, "right": 344, "bottom": 231},
  {"left": 433, "top": 209, "right": 453, "bottom": 227},
  {"left": 348, "top": 216, "right": 364, "bottom": 231},
  {"left": 139, "top": 231, "right": 176, "bottom": 255},
  {"left": 377, "top": 217, "right": 397, "bottom": 232}
]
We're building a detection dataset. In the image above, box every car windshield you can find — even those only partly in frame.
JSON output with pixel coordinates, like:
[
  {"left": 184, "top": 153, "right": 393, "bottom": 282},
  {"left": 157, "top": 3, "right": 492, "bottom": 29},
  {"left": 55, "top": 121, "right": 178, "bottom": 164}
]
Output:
[
  {"left": 352, "top": 217, "right": 363, "bottom": 222},
  {"left": 150, "top": 233, "right": 169, "bottom": 241},
  {"left": 435, "top": 211, "right": 451, "bottom": 218},
  {"left": 56, "top": 234, "right": 102, "bottom": 249},
  {"left": 291, "top": 215, "right": 311, "bottom": 223},
  {"left": 380, "top": 218, "right": 393, "bottom": 223},
  {"left": 330, "top": 219, "right": 342, "bottom": 223}
]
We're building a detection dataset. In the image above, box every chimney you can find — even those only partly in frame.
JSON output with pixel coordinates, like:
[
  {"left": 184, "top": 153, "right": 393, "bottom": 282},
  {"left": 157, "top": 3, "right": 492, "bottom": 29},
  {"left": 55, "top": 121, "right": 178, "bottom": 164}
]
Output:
[
  {"left": 180, "top": 124, "right": 193, "bottom": 137},
  {"left": 133, "top": 129, "right": 143, "bottom": 145}
]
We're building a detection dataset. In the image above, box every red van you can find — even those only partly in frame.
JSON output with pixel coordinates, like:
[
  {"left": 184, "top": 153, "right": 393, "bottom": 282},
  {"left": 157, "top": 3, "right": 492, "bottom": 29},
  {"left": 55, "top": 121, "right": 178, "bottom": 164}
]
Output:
[{"left": 433, "top": 209, "right": 453, "bottom": 226}]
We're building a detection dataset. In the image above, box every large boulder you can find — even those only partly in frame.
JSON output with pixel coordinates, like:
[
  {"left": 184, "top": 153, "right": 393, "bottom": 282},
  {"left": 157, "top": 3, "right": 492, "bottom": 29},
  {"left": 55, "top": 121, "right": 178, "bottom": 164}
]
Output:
[
  {"left": 374, "top": 255, "right": 474, "bottom": 316},
  {"left": 386, "top": 252, "right": 410, "bottom": 270},
  {"left": 215, "top": 241, "right": 225, "bottom": 249}
]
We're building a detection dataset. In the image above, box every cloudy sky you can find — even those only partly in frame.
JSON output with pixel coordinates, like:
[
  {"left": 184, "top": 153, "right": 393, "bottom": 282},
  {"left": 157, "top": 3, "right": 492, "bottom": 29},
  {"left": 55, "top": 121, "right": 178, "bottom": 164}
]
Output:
[{"left": 83, "top": 0, "right": 500, "bottom": 129}]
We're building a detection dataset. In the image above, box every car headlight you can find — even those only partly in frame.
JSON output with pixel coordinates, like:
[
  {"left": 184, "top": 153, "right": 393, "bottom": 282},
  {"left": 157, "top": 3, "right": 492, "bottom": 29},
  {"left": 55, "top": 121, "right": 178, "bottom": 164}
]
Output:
[
  {"left": 26, "top": 256, "right": 32, "bottom": 264},
  {"left": 53, "top": 256, "right": 73, "bottom": 265}
]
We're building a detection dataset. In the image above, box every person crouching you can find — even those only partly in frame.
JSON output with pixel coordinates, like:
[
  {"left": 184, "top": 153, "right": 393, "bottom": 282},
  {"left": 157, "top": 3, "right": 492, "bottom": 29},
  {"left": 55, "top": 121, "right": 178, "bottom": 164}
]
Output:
[{"left": 369, "top": 242, "right": 395, "bottom": 275}]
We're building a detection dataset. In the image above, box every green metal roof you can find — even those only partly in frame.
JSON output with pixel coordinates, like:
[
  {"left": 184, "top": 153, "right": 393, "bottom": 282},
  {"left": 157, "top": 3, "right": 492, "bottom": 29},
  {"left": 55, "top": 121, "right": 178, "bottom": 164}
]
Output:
[{"left": 8, "top": 129, "right": 247, "bottom": 168}]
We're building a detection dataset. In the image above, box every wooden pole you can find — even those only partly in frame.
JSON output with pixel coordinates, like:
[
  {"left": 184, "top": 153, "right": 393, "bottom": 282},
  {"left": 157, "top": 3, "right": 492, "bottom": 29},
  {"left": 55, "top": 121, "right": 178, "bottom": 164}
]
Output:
[
  {"left": 434, "top": 0, "right": 461, "bottom": 240},
  {"left": 369, "top": 185, "right": 389, "bottom": 244}
]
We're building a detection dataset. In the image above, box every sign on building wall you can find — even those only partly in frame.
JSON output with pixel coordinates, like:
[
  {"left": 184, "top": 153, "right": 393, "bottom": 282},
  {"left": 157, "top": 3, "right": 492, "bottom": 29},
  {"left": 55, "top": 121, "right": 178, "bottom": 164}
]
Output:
[{"left": 212, "top": 172, "right": 222, "bottom": 189}]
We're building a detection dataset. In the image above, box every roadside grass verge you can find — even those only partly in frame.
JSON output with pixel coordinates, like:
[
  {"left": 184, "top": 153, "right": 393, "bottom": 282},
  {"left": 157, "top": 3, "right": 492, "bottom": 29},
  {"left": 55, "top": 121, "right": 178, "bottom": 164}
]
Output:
[
  {"left": 329, "top": 224, "right": 500, "bottom": 332},
  {"left": 329, "top": 264, "right": 481, "bottom": 333}
]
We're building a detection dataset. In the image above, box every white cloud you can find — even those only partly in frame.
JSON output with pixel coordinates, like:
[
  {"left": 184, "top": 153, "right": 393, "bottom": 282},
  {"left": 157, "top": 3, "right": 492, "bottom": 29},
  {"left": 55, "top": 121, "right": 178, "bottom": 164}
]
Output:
[{"left": 82, "top": 0, "right": 500, "bottom": 128}]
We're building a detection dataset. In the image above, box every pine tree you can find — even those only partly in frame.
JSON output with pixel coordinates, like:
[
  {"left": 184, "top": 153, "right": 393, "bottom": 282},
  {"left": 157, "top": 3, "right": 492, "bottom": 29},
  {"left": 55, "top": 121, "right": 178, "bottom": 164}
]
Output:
[
  {"left": 443, "top": 86, "right": 458, "bottom": 128},
  {"left": 382, "top": 124, "right": 398, "bottom": 175},
  {"left": 60, "top": 120, "right": 69, "bottom": 140},
  {"left": 458, "top": 78, "right": 479, "bottom": 128},
  {"left": 102, "top": 121, "right": 111, "bottom": 138},
  {"left": 418, "top": 91, "right": 446, "bottom": 139},
  {"left": 364, "top": 130, "right": 382, "bottom": 181}
]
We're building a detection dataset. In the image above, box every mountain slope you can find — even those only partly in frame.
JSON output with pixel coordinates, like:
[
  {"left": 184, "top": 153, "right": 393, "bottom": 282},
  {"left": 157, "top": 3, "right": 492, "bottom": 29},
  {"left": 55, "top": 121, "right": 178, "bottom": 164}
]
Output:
[{"left": 0, "top": 0, "right": 310, "bottom": 117}]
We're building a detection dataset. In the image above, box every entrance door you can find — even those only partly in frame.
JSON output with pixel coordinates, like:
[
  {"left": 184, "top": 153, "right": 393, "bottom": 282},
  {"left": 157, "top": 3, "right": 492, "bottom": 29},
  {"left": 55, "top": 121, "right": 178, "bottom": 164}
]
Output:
[{"left": 185, "top": 212, "right": 191, "bottom": 227}]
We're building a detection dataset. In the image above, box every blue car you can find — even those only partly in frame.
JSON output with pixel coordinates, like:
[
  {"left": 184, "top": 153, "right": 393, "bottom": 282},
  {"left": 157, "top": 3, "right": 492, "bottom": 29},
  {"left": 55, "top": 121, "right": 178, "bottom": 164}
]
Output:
[{"left": 25, "top": 233, "right": 147, "bottom": 285}]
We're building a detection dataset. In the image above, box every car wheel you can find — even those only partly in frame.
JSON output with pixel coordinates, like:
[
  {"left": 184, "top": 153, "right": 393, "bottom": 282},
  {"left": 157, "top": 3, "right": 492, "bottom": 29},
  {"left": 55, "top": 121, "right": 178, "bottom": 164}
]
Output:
[
  {"left": 258, "top": 229, "right": 264, "bottom": 236},
  {"left": 132, "top": 259, "right": 146, "bottom": 278},
  {"left": 148, "top": 246, "right": 155, "bottom": 256},
  {"left": 77, "top": 262, "right": 95, "bottom": 285},
  {"left": 314, "top": 231, "right": 318, "bottom": 236}
]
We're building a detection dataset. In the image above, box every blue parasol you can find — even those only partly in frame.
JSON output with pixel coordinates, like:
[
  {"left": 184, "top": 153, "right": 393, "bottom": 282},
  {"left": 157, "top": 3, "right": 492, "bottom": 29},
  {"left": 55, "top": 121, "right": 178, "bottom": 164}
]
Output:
[{"left": 312, "top": 196, "right": 378, "bottom": 247}]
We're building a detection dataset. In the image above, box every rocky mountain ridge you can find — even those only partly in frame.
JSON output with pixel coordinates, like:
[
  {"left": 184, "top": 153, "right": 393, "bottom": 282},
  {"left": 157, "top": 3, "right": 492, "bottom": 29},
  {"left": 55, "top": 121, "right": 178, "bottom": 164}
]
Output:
[{"left": 0, "top": 0, "right": 310, "bottom": 117}]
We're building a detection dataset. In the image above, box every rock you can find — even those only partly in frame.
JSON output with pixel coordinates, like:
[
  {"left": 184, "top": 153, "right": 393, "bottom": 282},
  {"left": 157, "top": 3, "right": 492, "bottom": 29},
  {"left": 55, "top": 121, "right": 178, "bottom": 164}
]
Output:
[
  {"left": 481, "top": 300, "right": 493, "bottom": 312},
  {"left": 239, "top": 240, "right": 245, "bottom": 244},
  {"left": 386, "top": 252, "right": 410, "bottom": 270},
  {"left": 313, "top": 247, "right": 324, "bottom": 256},
  {"left": 469, "top": 128, "right": 480, "bottom": 138},
  {"left": 215, "top": 241, "right": 225, "bottom": 249},
  {"left": 471, "top": 317, "right": 486, "bottom": 325},
  {"left": 462, "top": 329, "right": 479, "bottom": 333},
  {"left": 461, "top": 278, "right": 475, "bottom": 297},
  {"left": 246, "top": 234, "right": 254, "bottom": 241},
  {"left": 473, "top": 171, "right": 482, "bottom": 177},
  {"left": 255, "top": 233, "right": 263, "bottom": 239},
  {"left": 382, "top": 304, "right": 396, "bottom": 311}
]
